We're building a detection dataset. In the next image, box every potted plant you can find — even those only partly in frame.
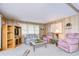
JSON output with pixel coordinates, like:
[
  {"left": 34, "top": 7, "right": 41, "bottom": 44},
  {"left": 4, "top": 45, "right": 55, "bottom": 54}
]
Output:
[
  {"left": 35, "top": 39, "right": 43, "bottom": 43},
  {"left": 51, "top": 39, "right": 58, "bottom": 45}
]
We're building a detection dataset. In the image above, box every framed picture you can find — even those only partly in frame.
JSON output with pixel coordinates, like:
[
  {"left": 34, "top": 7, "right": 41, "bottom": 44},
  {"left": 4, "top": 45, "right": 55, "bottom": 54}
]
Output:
[{"left": 66, "top": 23, "right": 72, "bottom": 29}]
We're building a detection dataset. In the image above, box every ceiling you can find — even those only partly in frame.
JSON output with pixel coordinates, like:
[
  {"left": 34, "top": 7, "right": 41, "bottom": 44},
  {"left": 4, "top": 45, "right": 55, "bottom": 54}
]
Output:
[
  {"left": 73, "top": 3, "right": 79, "bottom": 10},
  {"left": 0, "top": 3, "right": 79, "bottom": 23}
]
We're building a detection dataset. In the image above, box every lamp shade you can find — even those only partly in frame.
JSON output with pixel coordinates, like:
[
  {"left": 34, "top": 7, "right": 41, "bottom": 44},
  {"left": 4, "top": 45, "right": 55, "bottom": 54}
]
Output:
[{"left": 55, "top": 29, "right": 61, "bottom": 33}]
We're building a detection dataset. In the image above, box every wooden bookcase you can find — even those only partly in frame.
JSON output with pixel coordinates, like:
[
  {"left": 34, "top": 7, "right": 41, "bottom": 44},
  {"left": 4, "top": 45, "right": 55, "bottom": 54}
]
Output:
[
  {"left": 2, "top": 16, "right": 7, "bottom": 50},
  {"left": 14, "top": 26, "right": 22, "bottom": 47},
  {"left": 7, "top": 25, "right": 13, "bottom": 48},
  {"left": 2, "top": 15, "right": 22, "bottom": 50}
]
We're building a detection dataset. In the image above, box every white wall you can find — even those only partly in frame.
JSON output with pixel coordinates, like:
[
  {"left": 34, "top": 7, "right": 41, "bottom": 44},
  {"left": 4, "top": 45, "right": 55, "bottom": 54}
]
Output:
[
  {"left": 62, "top": 15, "right": 79, "bottom": 38},
  {"left": 63, "top": 15, "right": 79, "bottom": 34},
  {"left": 47, "top": 14, "right": 79, "bottom": 39}
]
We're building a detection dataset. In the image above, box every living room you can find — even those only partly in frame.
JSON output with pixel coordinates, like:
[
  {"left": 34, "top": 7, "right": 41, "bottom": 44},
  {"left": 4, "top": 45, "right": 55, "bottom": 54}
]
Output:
[{"left": 0, "top": 3, "right": 79, "bottom": 56}]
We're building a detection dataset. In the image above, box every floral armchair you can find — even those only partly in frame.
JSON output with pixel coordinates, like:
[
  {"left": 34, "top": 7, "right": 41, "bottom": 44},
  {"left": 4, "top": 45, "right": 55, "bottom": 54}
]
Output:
[
  {"left": 43, "top": 34, "right": 53, "bottom": 43},
  {"left": 23, "top": 34, "right": 39, "bottom": 44}
]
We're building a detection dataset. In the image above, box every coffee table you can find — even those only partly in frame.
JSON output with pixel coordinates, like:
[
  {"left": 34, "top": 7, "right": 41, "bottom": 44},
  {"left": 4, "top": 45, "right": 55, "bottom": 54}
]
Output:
[{"left": 31, "top": 42, "right": 47, "bottom": 52}]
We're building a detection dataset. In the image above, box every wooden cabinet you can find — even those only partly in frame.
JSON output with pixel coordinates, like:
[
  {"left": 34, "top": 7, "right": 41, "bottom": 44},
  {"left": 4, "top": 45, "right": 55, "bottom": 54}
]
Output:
[
  {"left": 7, "top": 25, "right": 14, "bottom": 48},
  {"left": 2, "top": 16, "right": 7, "bottom": 50},
  {"left": 0, "top": 15, "right": 2, "bottom": 50},
  {"left": 1, "top": 15, "right": 22, "bottom": 50},
  {"left": 14, "top": 26, "right": 22, "bottom": 47}
]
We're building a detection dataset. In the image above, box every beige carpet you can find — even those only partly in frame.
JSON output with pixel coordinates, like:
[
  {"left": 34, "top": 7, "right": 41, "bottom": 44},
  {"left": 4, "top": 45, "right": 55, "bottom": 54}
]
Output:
[
  {"left": 0, "top": 44, "right": 79, "bottom": 56},
  {"left": 28, "top": 44, "right": 79, "bottom": 56}
]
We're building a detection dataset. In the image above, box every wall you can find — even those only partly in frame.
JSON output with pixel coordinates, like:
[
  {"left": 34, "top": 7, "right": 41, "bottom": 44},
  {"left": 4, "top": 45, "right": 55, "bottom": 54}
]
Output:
[
  {"left": 46, "top": 20, "right": 63, "bottom": 39},
  {"left": 6, "top": 19, "right": 45, "bottom": 43},
  {"left": 39, "top": 24, "right": 47, "bottom": 37},
  {"left": 4, "top": 14, "right": 79, "bottom": 40},
  {"left": 62, "top": 15, "right": 79, "bottom": 38},
  {"left": 46, "top": 14, "right": 79, "bottom": 39}
]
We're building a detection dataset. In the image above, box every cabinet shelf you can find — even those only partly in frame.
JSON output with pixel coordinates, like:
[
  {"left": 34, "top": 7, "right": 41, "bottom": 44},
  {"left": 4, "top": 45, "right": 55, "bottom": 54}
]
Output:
[
  {"left": 7, "top": 44, "right": 13, "bottom": 48},
  {"left": 7, "top": 31, "right": 13, "bottom": 33},
  {"left": 7, "top": 39, "right": 12, "bottom": 40}
]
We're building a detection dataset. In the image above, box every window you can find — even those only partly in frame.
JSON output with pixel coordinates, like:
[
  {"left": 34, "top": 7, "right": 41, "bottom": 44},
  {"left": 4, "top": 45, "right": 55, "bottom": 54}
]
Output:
[
  {"left": 34, "top": 25, "right": 39, "bottom": 34},
  {"left": 28, "top": 24, "right": 35, "bottom": 34},
  {"left": 19, "top": 23, "right": 28, "bottom": 35},
  {"left": 19, "top": 23, "right": 40, "bottom": 35},
  {"left": 48, "top": 22, "right": 62, "bottom": 33},
  {"left": 28, "top": 24, "right": 39, "bottom": 34}
]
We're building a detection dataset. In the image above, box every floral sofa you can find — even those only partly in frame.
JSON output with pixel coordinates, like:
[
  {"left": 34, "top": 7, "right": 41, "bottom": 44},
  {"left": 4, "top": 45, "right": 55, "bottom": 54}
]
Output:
[{"left": 58, "top": 33, "right": 79, "bottom": 52}]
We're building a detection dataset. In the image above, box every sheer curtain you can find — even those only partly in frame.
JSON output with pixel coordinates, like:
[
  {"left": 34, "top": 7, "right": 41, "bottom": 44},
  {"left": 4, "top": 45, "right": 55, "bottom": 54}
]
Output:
[
  {"left": 19, "top": 23, "right": 40, "bottom": 43},
  {"left": 19, "top": 23, "right": 27, "bottom": 35},
  {"left": 27, "top": 24, "right": 39, "bottom": 35},
  {"left": 34, "top": 25, "right": 39, "bottom": 35},
  {"left": 19, "top": 23, "right": 40, "bottom": 35},
  {"left": 28, "top": 24, "right": 35, "bottom": 34},
  {"left": 49, "top": 22, "right": 62, "bottom": 33}
]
